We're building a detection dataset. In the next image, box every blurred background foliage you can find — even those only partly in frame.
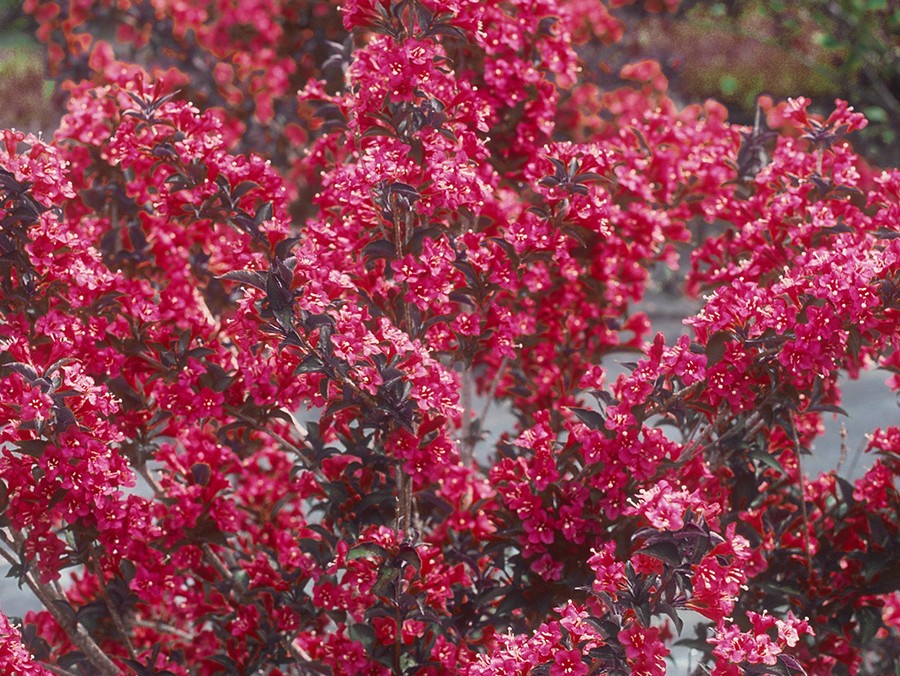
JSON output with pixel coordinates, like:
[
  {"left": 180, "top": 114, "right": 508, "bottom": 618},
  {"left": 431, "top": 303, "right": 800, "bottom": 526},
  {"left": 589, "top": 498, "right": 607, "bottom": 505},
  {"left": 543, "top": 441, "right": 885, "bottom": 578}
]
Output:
[
  {"left": 0, "top": 0, "right": 57, "bottom": 134},
  {"left": 0, "top": 0, "right": 897, "bottom": 164},
  {"left": 655, "top": 0, "right": 899, "bottom": 165}
]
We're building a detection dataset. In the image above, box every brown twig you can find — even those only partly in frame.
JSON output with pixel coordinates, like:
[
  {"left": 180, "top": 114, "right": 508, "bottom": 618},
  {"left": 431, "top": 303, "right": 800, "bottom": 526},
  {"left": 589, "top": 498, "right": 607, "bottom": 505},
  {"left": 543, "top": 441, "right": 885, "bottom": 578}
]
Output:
[
  {"left": 786, "top": 414, "right": 814, "bottom": 578},
  {"left": 200, "top": 544, "right": 311, "bottom": 664},
  {"left": 132, "top": 618, "right": 194, "bottom": 642},
  {"left": 459, "top": 363, "right": 475, "bottom": 464},
  {"left": 392, "top": 197, "right": 419, "bottom": 539},
  {"left": 24, "top": 573, "right": 121, "bottom": 674},
  {"left": 224, "top": 404, "right": 317, "bottom": 470},
  {"left": 38, "top": 663, "right": 80, "bottom": 676},
  {"left": 0, "top": 533, "right": 121, "bottom": 676},
  {"left": 836, "top": 422, "right": 849, "bottom": 474},
  {"left": 0, "top": 531, "right": 120, "bottom": 674},
  {"left": 478, "top": 357, "right": 508, "bottom": 426},
  {"left": 87, "top": 550, "right": 137, "bottom": 661}
]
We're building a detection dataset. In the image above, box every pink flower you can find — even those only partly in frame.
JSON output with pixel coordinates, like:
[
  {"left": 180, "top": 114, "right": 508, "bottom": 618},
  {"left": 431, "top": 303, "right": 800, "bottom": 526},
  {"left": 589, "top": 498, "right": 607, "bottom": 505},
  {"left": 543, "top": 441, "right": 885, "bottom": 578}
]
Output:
[
  {"left": 0, "top": 612, "right": 51, "bottom": 675},
  {"left": 618, "top": 621, "right": 668, "bottom": 675},
  {"left": 626, "top": 479, "right": 719, "bottom": 531},
  {"left": 587, "top": 541, "right": 626, "bottom": 600},
  {"left": 550, "top": 648, "right": 588, "bottom": 676},
  {"left": 710, "top": 611, "right": 813, "bottom": 669}
]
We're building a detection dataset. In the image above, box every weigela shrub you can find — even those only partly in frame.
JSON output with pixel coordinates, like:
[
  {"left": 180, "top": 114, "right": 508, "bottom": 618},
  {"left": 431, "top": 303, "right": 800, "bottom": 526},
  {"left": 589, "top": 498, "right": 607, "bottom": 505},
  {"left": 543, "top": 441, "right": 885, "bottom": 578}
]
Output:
[{"left": 1, "top": 0, "right": 898, "bottom": 674}]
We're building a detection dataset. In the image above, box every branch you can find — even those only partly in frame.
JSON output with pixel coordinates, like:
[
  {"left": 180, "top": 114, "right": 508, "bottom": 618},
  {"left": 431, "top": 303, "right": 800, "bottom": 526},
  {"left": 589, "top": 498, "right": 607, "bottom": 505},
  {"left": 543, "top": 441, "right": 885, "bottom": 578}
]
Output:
[
  {"left": 0, "top": 531, "right": 119, "bottom": 674},
  {"left": 224, "top": 404, "right": 318, "bottom": 470},
  {"left": 786, "top": 415, "right": 814, "bottom": 579},
  {"left": 459, "top": 363, "right": 475, "bottom": 464},
  {"left": 38, "top": 663, "right": 80, "bottom": 676},
  {"left": 132, "top": 619, "right": 194, "bottom": 642},
  {"left": 132, "top": 466, "right": 316, "bottom": 667},
  {"left": 0, "top": 539, "right": 124, "bottom": 676},
  {"left": 87, "top": 552, "right": 137, "bottom": 661},
  {"left": 478, "top": 357, "right": 508, "bottom": 430},
  {"left": 200, "top": 544, "right": 311, "bottom": 665}
]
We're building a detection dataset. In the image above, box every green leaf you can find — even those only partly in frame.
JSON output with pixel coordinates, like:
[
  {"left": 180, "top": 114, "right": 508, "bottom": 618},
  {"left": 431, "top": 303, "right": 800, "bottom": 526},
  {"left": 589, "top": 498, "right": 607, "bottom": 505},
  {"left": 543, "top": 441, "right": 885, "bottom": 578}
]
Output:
[
  {"left": 254, "top": 201, "right": 273, "bottom": 225},
  {"left": 818, "top": 33, "right": 843, "bottom": 50},
  {"left": 396, "top": 545, "right": 421, "bottom": 572},
  {"left": 863, "top": 105, "right": 887, "bottom": 123},
  {"left": 856, "top": 605, "right": 882, "bottom": 644},
  {"left": 52, "top": 600, "right": 77, "bottom": 624},
  {"left": 705, "top": 331, "right": 730, "bottom": 368},
  {"left": 119, "top": 559, "right": 136, "bottom": 583},
  {"left": 230, "top": 180, "right": 260, "bottom": 201},
  {"left": 640, "top": 541, "right": 682, "bottom": 567},
  {"left": 191, "top": 463, "right": 211, "bottom": 486},
  {"left": 348, "top": 622, "right": 377, "bottom": 648},
  {"left": 658, "top": 602, "right": 684, "bottom": 634},
  {"left": 208, "top": 655, "right": 239, "bottom": 670},
  {"left": 568, "top": 406, "right": 605, "bottom": 430},
  {"left": 809, "top": 403, "right": 848, "bottom": 417},
  {"left": 719, "top": 74, "right": 738, "bottom": 96},
  {"left": 362, "top": 239, "right": 395, "bottom": 263},
  {"left": 219, "top": 270, "right": 267, "bottom": 291},
  {"left": 75, "top": 601, "right": 108, "bottom": 631},
  {"left": 371, "top": 565, "right": 400, "bottom": 596},
  {"left": 758, "top": 579, "right": 803, "bottom": 597},
  {"left": 15, "top": 439, "right": 49, "bottom": 457},
  {"left": 779, "top": 654, "right": 805, "bottom": 673},
  {"left": 836, "top": 476, "right": 857, "bottom": 506},
  {"left": 347, "top": 543, "right": 389, "bottom": 561},
  {"left": 751, "top": 448, "right": 785, "bottom": 475},
  {"left": 847, "top": 326, "right": 862, "bottom": 360},
  {"left": 293, "top": 354, "right": 325, "bottom": 375}
]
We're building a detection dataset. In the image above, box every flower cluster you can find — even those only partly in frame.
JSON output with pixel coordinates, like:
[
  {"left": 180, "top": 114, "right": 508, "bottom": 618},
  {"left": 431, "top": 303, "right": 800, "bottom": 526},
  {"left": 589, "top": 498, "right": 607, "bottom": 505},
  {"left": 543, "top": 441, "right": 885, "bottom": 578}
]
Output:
[{"left": 710, "top": 611, "right": 814, "bottom": 675}]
